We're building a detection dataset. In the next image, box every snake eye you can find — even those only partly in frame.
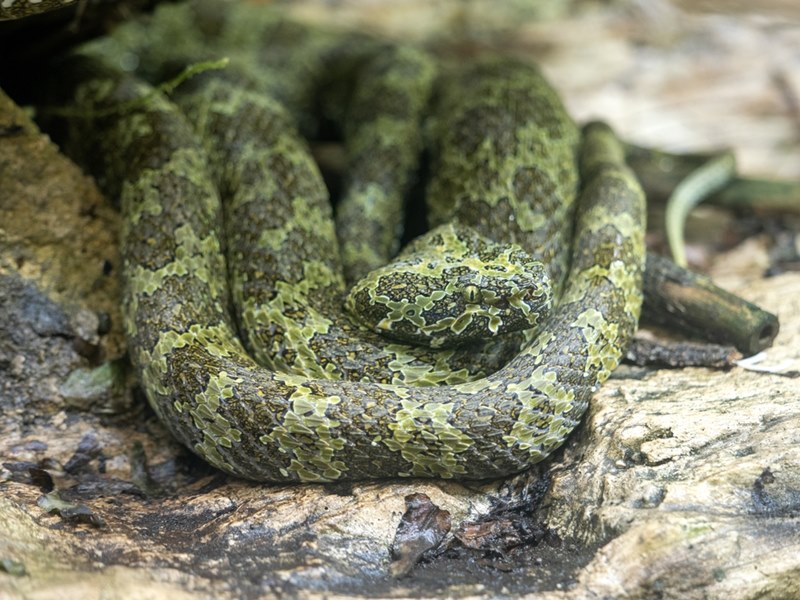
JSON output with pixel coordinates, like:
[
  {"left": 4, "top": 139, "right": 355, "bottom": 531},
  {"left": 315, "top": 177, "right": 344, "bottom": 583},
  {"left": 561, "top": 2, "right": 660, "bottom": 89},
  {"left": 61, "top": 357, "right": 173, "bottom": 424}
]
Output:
[{"left": 463, "top": 285, "right": 481, "bottom": 303}]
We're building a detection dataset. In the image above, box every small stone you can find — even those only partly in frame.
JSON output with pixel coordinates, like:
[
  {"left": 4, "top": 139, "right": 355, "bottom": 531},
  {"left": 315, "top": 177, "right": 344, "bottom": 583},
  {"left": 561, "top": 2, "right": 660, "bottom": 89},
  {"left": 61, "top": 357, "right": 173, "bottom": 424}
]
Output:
[
  {"left": 69, "top": 307, "right": 101, "bottom": 358},
  {"left": 58, "top": 361, "right": 130, "bottom": 413}
]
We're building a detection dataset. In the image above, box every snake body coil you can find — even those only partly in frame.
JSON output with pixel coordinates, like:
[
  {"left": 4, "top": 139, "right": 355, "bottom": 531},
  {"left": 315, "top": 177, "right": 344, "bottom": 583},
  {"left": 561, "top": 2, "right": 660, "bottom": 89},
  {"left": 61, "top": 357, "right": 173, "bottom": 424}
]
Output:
[{"left": 34, "top": 2, "right": 646, "bottom": 482}]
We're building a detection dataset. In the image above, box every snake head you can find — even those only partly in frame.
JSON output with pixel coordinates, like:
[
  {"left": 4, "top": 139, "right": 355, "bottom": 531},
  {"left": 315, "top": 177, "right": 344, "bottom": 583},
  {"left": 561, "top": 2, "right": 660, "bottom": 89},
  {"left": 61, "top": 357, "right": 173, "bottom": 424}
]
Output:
[{"left": 345, "top": 225, "right": 552, "bottom": 348}]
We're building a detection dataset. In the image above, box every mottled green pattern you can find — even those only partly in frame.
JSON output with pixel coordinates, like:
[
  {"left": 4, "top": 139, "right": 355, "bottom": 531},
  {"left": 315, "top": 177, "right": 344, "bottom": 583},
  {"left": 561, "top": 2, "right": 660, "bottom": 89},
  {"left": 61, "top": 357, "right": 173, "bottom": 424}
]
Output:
[
  {"left": 30, "top": 0, "right": 647, "bottom": 481},
  {"left": 346, "top": 223, "right": 553, "bottom": 348},
  {"left": 335, "top": 45, "right": 437, "bottom": 284},
  {"left": 427, "top": 58, "right": 581, "bottom": 296},
  {"left": 44, "top": 57, "right": 645, "bottom": 481},
  {"left": 174, "top": 76, "right": 515, "bottom": 387}
]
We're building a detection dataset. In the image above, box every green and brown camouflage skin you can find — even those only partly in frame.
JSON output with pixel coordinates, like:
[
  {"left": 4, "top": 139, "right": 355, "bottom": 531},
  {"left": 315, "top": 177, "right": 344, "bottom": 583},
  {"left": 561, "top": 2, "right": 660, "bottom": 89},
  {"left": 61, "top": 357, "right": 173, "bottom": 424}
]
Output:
[{"left": 28, "top": 2, "right": 645, "bottom": 482}]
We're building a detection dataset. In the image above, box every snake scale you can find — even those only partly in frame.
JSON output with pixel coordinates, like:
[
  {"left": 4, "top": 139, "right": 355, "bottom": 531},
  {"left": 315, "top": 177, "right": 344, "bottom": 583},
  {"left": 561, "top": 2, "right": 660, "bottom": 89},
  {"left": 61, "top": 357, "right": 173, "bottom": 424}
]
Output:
[{"left": 14, "top": 1, "right": 646, "bottom": 482}]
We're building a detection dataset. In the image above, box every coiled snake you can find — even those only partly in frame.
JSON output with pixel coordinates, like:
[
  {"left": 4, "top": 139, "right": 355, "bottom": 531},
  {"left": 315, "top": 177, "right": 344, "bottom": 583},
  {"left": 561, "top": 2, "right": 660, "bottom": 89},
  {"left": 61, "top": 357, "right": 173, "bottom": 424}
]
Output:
[{"left": 14, "top": 1, "right": 646, "bottom": 481}]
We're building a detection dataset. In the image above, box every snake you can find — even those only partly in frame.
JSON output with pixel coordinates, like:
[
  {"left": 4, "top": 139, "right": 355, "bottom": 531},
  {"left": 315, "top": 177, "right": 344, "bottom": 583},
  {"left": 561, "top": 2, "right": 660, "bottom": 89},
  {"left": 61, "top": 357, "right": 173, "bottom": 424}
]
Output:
[{"left": 13, "top": 1, "right": 646, "bottom": 482}]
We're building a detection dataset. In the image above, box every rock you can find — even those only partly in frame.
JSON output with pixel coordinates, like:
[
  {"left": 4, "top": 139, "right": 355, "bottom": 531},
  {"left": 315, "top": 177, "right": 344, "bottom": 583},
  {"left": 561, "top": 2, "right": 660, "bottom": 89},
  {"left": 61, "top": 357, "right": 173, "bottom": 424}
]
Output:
[
  {"left": 538, "top": 272, "right": 800, "bottom": 599},
  {"left": 58, "top": 361, "right": 131, "bottom": 414}
]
